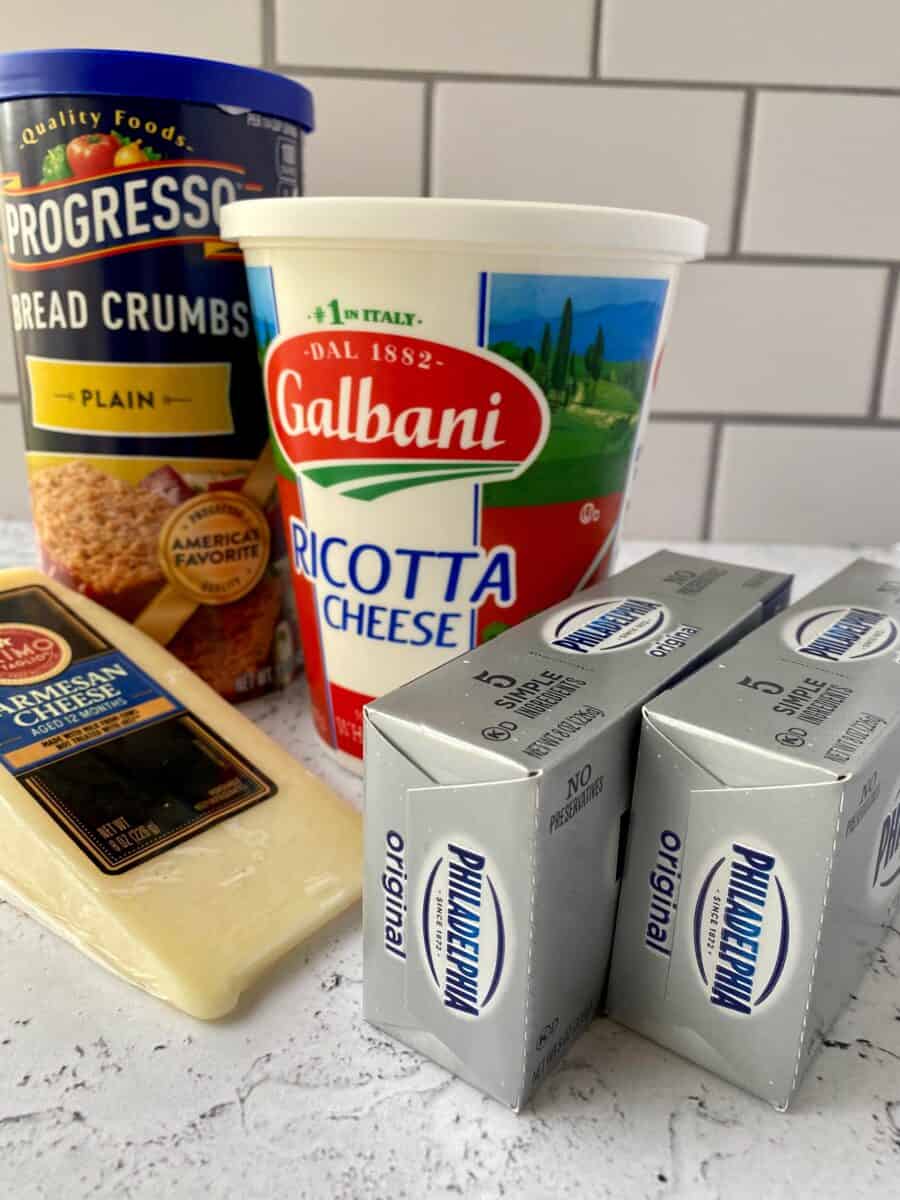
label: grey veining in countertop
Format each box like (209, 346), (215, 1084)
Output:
(1, 526), (899, 1200)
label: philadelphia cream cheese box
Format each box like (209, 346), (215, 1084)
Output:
(607, 557), (900, 1110)
(363, 550), (791, 1109)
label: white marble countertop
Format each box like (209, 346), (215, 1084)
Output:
(2, 526), (899, 1200)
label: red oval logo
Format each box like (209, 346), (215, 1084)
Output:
(265, 331), (549, 500)
(0, 623), (72, 685)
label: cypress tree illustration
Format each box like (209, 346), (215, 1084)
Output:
(585, 322), (605, 380)
(522, 345), (536, 374)
(539, 322), (553, 369)
(564, 352), (576, 405)
(551, 298), (573, 392)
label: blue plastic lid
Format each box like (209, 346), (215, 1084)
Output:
(0, 49), (314, 130)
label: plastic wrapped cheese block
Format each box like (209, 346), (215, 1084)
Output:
(0, 567), (361, 1018)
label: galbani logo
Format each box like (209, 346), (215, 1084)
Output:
(265, 330), (549, 500)
(786, 606), (899, 662)
(420, 841), (507, 1018)
(543, 596), (669, 655)
(0, 623), (71, 685)
(693, 842), (791, 1016)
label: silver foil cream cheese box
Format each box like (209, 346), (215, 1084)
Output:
(363, 550), (792, 1109)
(608, 556), (900, 1110)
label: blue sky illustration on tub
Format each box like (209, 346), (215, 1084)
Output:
(488, 273), (668, 363)
(246, 265), (280, 350)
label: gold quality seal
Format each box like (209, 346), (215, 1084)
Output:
(158, 492), (271, 607)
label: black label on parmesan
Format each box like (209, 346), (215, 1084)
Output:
(0, 585), (275, 873)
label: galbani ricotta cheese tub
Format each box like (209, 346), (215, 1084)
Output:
(221, 197), (707, 768)
(0, 49), (313, 701)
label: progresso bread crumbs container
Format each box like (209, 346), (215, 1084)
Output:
(0, 49), (312, 700)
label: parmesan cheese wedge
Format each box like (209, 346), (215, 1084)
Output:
(0, 567), (361, 1019)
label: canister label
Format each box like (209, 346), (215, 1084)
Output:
(0, 94), (305, 700)
(250, 266), (670, 758)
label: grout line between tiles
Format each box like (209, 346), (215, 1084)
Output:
(260, 0), (276, 70)
(701, 421), (724, 540)
(274, 64), (900, 97)
(421, 80), (435, 197)
(868, 265), (899, 418)
(591, 0), (604, 79)
(0, 387), (895, 428)
(704, 253), (897, 269)
(651, 411), (900, 429)
(728, 89), (756, 255)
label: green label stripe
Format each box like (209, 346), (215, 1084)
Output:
(341, 465), (512, 501)
(304, 460), (517, 486)
(294, 458), (518, 500)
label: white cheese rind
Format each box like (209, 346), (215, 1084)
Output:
(0, 567), (362, 1019)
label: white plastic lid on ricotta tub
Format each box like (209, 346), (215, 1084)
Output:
(221, 197), (707, 772)
(221, 197), (707, 260)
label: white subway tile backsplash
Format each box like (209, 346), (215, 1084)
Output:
(433, 84), (742, 253)
(713, 425), (900, 543)
(276, 0), (595, 76)
(0, 404), (30, 521)
(602, 0), (900, 88)
(655, 263), (886, 416)
(623, 420), (713, 540)
(302, 76), (425, 197)
(0, 1), (894, 548)
(2, 0), (262, 64)
(743, 93), (900, 259)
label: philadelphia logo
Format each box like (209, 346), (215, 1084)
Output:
(785, 605), (899, 662)
(420, 841), (507, 1018)
(693, 842), (791, 1015)
(872, 787), (900, 893)
(543, 596), (668, 655)
(266, 331), (549, 501)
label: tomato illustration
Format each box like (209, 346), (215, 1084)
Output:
(113, 140), (148, 168)
(65, 133), (118, 178)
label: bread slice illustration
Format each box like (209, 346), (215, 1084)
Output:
(31, 461), (173, 620)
